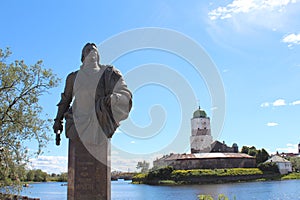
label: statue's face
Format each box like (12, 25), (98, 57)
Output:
(85, 48), (99, 63)
(82, 43), (100, 63)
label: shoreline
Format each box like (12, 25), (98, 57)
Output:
(132, 168), (300, 186)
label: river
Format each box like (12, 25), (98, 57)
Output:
(19, 179), (300, 200)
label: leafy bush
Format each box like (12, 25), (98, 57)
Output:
(132, 173), (147, 183)
(171, 168), (263, 179)
(158, 180), (176, 185)
(281, 172), (300, 180)
(133, 168), (264, 184)
(258, 162), (279, 173)
(198, 194), (231, 200)
(147, 166), (174, 180)
(289, 157), (300, 172)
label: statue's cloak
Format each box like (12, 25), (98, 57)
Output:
(64, 65), (132, 145)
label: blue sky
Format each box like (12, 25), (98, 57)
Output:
(1, 0), (300, 173)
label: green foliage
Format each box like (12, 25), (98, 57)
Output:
(158, 180), (176, 185)
(136, 160), (150, 173)
(198, 194), (214, 200)
(241, 146), (249, 154)
(258, 162), (279, 173)
(289, 157), (300, 172)
(132, 173), (147, 184)
(133, 167), (264, 184)
(281, 172), (300, 180)
(132, 173), (147, 180)
(198, 194), (232, 200)
(255, 149), (269, 164)
(32, 169), (48, 182)
(25, 170), (68, 182)
(26, 170), (35, 181)
(57, 172), (68, 182)
(248, 146), (257, 156)
(0, 47), (60, 188)
(148, 166), (174, 180)
(171, 168), (263, 179)
(240, 146), (270, 165)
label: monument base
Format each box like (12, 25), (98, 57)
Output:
(68, 139), (111, 200)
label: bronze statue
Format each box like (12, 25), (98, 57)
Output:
(53, 42), (132, 143)
(53, 43), (132, 200)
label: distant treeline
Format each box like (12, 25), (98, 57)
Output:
(26, 169), (67, 182)
(1, 169), (68, 186)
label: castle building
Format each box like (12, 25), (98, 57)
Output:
(190, 107), (238, 153)
(153, 107), (256, 170)
(190, 107), (212, 153)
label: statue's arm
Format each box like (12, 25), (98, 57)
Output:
(53, 72), (76, 133)
(94, 66), (132, 138)
(110, 71), (132, 122)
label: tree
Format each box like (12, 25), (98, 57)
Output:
(58, 172), (68, 182)
(0, 47), (59, 188)
(258, 162), (279, 174)
(26, 170), (35, 181)
(33, 169), (48, 182)
(241, 146), (249, 154)
(136, 160), (150, 173)
(248, 146), (257, 156)
(256, 148), (269, 164)
(241, 146), (270, 166)
(289, 157), (300, 172)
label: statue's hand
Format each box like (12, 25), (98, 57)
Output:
(53, 119), (63, 133)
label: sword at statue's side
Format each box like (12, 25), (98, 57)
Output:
(55, 130), (61, 146)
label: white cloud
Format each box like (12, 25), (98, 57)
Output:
(29, 156), (67, 174)
(209, 0), (298, 20)
(111, 155), (152, 172)
(282, 33), (300, 46)
(207, 0), (300, 37)
(261, 99), (288, 107)
(291, 100), (300, 105)
(260, 102), (270, 107)
(272, 99), (286, 106)
(267, 122), (279, 126)
(276, 143), (298, 153)
(282, 33), (300, 44)
(111, 152), (166, 172)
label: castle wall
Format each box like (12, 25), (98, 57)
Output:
(154, 157), (256, 170)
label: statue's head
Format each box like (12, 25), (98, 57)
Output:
(81, 43), (100, 64)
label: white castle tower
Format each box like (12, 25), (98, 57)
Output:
(190, 107), (213, 153)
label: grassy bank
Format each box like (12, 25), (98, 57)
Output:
(133, 167), (299, 185)
(281, 172), (300, 180)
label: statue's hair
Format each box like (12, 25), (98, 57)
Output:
(81, 43), (100, 63)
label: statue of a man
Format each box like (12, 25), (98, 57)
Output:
(53, 43), (132, 199)
(53, 43), (132, 143)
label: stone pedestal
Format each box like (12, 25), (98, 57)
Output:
(68, 139), (111, 200)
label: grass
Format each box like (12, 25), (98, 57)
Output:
(171, 168), (263, 178)
(198, 194), (235, 200)
(132, 168), (267, 185)
(158, 180), (177, 185)
(281, 172), (300, 180)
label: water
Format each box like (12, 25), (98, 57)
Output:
(19, 179), (300, 200)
